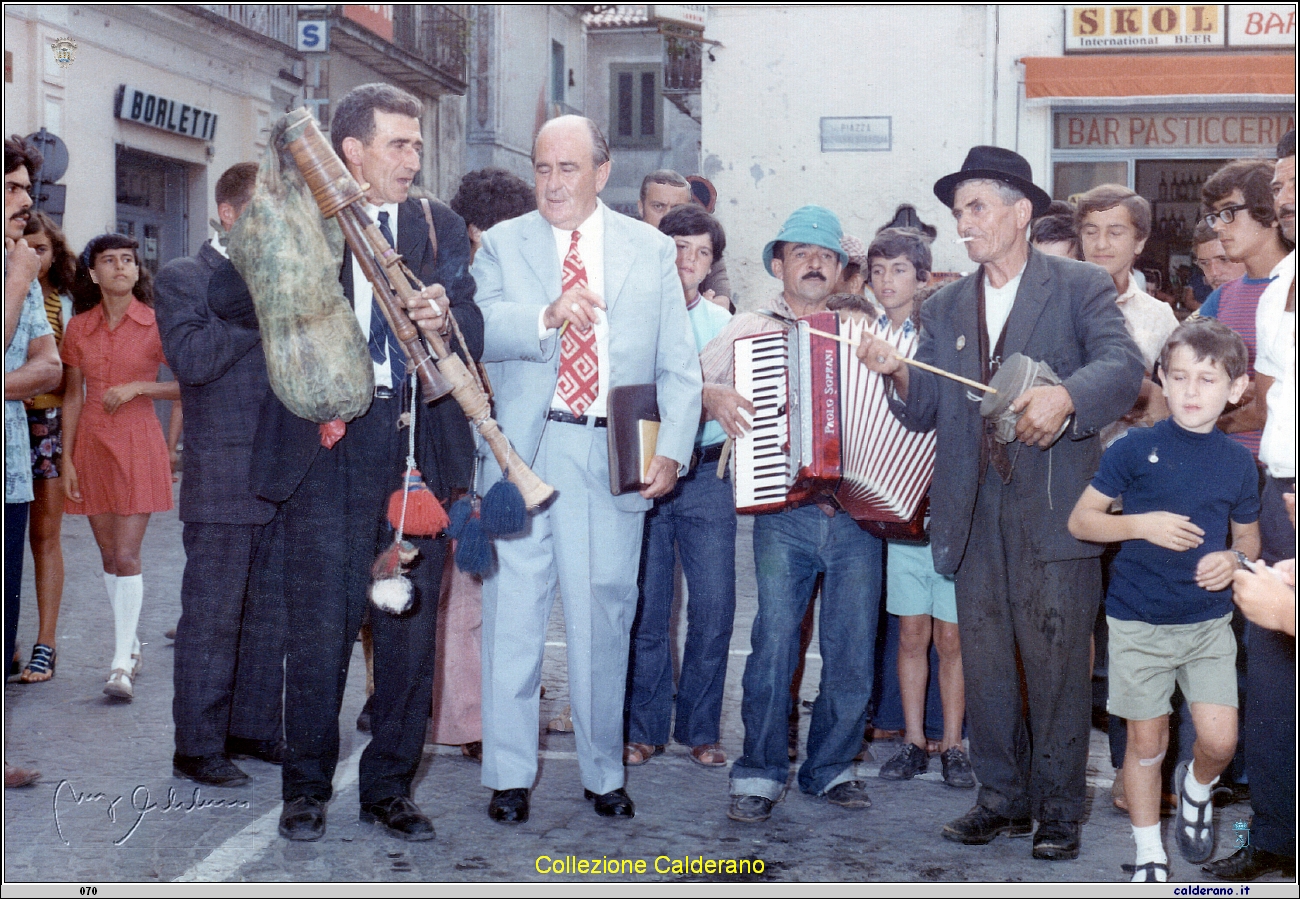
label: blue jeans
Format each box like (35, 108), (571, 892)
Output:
(627, 463), (737, 747)
(730, 505), (882, 799)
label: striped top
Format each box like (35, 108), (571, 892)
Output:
(1204, 275), (1270, 459)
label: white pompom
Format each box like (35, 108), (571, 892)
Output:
(370, 576), (413, 614)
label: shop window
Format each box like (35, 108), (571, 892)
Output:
(609, 64), (662, 149)
(1053, 161), (1129, 203)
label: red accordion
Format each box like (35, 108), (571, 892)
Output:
(732, 310), (935, 533)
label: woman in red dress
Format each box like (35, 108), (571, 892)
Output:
(63, 234), (179, 701)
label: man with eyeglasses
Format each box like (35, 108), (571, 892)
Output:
(1196, 159), (1290, 461)
(1203, 130), (1297, 884)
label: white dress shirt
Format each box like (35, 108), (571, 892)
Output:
(1256, 251), (1295, 479)
(351, 201), (400, 389)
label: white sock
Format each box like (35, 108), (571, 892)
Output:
(1132, 823), (1167, 881)
(1184, 760), (1217, 805)
(103, 572), (118, 604)
(110, 575), (143, 674)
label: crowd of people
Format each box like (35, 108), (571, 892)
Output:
(3, 82), (1294, 884)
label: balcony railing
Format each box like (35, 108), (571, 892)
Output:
(664, 33), (701, 93)
(198, 5), (297, 48)
(394, 5), (468, 87)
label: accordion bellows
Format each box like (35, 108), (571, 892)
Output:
(733, 310), (935, 523)
(228, 117), (374, 424)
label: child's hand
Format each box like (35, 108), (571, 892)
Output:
(1139, 512), (1205, 552)
(1195, 550), (1238, 592)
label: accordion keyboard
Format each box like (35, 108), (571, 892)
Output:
(734, 329), (794, 511)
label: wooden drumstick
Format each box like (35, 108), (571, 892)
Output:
(802, 324), (997, 395)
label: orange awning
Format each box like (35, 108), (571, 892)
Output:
(1023, 54), (1295, 102)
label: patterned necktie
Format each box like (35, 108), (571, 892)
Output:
(368, 211), (406, 381)
(556, 230), (598, 416)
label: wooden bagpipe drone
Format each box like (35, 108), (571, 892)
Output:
(229, 107), (552, 609)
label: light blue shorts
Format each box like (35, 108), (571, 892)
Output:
(885, 540), (957, 623)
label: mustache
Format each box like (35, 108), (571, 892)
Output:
(801, 272), (827, 281)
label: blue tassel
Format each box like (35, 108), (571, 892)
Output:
(480, 480), (526, 537)
(447, 495), (474, 540)
(454, 516), (494, 576)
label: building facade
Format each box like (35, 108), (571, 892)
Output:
(700, 4), (1295, 306)
(4, 4), (470, 271)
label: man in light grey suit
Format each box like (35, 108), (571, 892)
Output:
(859, 146), (1143, 862)
(463, 115), (701, 824)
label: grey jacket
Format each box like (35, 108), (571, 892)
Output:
(890, 247), (1144, 574)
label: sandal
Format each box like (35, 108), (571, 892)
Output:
(689, 743), (727, 767)
(1121, 861), (1169, 882)
(104, 668), (134, 701)
(19, 644), (56, 683)
(622, 742), (663, 766)
(1174, 760), (1216, 863)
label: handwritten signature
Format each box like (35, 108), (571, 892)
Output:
(53, 780), (251, 846)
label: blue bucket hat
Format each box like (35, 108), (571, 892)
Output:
(762, 205), (847, 276)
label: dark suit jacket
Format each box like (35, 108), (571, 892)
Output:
(155, 241), (276, 526)
(245, 197), (483, 503)
(890, 247), (1144, 574)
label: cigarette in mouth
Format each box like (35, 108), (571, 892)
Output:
(955, 236), (975, 243)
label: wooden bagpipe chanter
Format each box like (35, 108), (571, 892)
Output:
(732, 310), (936, 540)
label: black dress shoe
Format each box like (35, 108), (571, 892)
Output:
(1203, 845), (1297, 881)
(224, 736), (287, 766)
(1032, 820), (1081, 860)
(942, 804), (1032, 844)
(279, 796), (326, 841)
(360, 796), (435, 842)
(488, 788), (530, 823)
(584, 787), (635, 818)
(172, 753), (249, 787)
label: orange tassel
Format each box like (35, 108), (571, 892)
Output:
(387, 469), (450, 536)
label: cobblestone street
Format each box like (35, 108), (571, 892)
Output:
(3, 495), (1292, 891)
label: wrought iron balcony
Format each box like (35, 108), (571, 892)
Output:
(328, 4), (469, 95)
(197, 5), (297, 48)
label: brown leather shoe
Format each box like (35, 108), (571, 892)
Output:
(5, 763), (40, 789)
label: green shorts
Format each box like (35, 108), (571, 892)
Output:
(886, 541), (957, 623)
(1107, 613), (1237, 721)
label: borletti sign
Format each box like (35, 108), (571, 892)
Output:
(115, 85), (218, 142)
(1055, 110), (1295, 149)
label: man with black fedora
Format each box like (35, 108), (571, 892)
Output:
(859, 146), (1143, 860)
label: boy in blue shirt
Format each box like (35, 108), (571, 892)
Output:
(1069, 318), (1261, 882)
